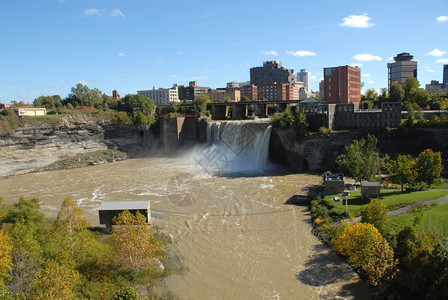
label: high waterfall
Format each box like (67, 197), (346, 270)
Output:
(190, 120), (272, 174)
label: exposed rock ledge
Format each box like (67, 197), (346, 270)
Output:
(0, 114), (159, 176)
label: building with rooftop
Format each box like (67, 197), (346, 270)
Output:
(387, 52), (417, 88)
(297, 69), (311, 93)
(177, 81), (210, 101)
(443, 64), (448, 89)
(426, 80), (445, 94)
(98, 200), (152, 229)
(250, 61), (297, 86)
(138, 85), (179, 105)
(323, 65), (361, 104)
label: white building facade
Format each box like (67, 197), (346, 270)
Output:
(137, 85), (179, 105)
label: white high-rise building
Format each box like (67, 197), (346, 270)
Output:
(297, 69), (311, 93)
(137, 84), (179, 105)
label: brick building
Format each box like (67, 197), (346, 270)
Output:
(178, 81), (210, 101)
(323, 65), (361, 105)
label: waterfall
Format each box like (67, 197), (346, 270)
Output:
(192, 120), (272, 174)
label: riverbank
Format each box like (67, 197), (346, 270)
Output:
(0, 149), (127, 180)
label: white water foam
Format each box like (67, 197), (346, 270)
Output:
(186, 120), (273, 175)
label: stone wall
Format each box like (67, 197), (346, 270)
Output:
(270, 126), (448, 172)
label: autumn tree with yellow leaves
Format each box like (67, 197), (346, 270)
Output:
(109, 210), (165, 272)
(333, 222), (396, 286)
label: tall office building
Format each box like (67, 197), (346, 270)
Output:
(443, 64), (448, 89)
(250, 61), (296, 86)
(323, 65), (361, 104)
(297, 69), (311, 92)
(387, 52), (417, 88)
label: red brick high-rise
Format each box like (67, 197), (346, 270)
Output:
(323, 65), (361, 104)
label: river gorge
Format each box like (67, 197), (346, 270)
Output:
(0, 118), (371, 299)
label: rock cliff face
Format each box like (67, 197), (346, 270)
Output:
(269, 127), (448, 172)
(0, 115), (159, 176)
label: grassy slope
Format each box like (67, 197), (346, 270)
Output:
(322, 188), (448, 216)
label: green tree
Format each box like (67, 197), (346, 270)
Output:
(389, 154), (417, 192)
(416, 149), (443, 187)
(341, 134), (380, 183)
(364, 88), (378, 102)
(241, 96), (250, 102)
(402, 77), (420, 101)
(360, 199), (388, 233)
(2, 197), (44, 229)
(109, 211), (164, 272)
(192, 94), (210, 117)
(119, 94), (156, 126)
(111, 287), (141, 300)
(8, 222), (41, 296)
(64, 83), (103, 108)
(332, 222), (396, 286)
(378, 88), (389, 103)
(389, 83), (404, 103)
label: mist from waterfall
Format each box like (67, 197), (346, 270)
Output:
(186, 120), (273, 175)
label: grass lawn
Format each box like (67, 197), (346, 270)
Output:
(322, 188), (448, 217)
(385, 202), (448, 236)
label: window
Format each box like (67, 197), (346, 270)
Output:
(325, 69), (332, 76)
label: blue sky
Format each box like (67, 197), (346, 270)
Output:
(1, 0), (447, 103)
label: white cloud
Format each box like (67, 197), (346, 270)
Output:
(426, 67), (435, 73)
(84, 8), (100, 16)
(388, 56), (394, 61)
(79, 80), (93, 85)
(169, 75), (178, 79)
(339, 13), (375, 28)
(286, 50), (316, 57)
(178, 51), (183, 55)
(363, 73), (371, 77)
(245, 62), (251, 66)
(351, 63), (363, 67)
(437, 58), (448, 63)
(427, 48), (446, 56)
(353, 53), (382, 62)
(110, 9), (125, 17)
(59, 80), (68, 84)
(310, 75), (317, 81)
(263, 50), (278, 56)
(8, 81), (17, 85)
(437, 16), (448, 22)
(83, 8), (125, 17)
(118, 52), (126, 57)
(0, 94), (3, 98)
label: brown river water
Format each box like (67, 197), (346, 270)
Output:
(0, 156), (370, 299)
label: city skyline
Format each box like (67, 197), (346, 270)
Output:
(1, 0), (448, 103)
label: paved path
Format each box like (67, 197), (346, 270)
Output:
(387, 193), (448, 217)
(350, 192), (448, 222)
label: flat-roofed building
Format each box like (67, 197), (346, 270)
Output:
(250, 61), (296, 86)
(205, 90), (241, 102)
(138, 85), (179, 105)
(240, 84), (258, 101)
(323, 65), (361, 104)
(16, 107), (46, 116)
(98, 200), (152, 229)
(426, 80), (445, 94)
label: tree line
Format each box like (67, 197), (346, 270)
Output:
(362, 77), (448, 111)
(0, 196), (169, 299)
